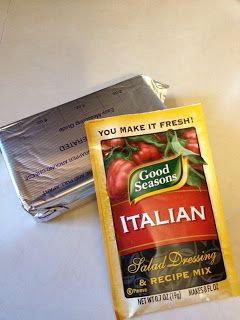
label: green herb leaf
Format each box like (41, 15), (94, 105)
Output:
(128, 134), (165, 150)
(178, 137), (187, 147)
(187, 166), (202, 189)
(171, 133), (195, 156)
(171, 132), (207, 166)
(189, 166), (205, 180)
(186, 166), (205, 189)
(187, 154), (207, 165)
(176, 129), (186, 136)
(104, 148), (125, 170)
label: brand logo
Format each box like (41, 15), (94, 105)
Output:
(128, 155), (188, 203)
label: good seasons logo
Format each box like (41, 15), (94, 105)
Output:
(128, 155), (188, 203)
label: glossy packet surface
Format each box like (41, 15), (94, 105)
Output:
(85, 104), (239, 319)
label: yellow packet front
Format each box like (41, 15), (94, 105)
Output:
(85, 104), (239, 319)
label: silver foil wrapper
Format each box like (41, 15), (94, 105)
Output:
(0, 75), (168, 221)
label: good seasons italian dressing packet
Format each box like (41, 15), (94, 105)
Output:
(85, 104), (239, 319)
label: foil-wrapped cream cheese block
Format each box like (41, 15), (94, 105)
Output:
(0, 75), (168, 221)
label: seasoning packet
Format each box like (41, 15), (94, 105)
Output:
(85, 104), (239, 319)
(0, 75), (168, 221)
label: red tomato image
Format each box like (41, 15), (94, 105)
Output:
(106, 159), (136, 201)
(130, 142), (162, 165)
(154, 133), (167, 143)
(102, 138), (125, 156)
(181, 128), (200, 154)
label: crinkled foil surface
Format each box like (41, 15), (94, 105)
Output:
(0, 75), (168, 221)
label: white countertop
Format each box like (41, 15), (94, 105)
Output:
(0, 1), (240, 319)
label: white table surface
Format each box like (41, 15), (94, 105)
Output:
(0, 1), (240, 319)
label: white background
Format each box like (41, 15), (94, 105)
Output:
(0, 1), (240, 319)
